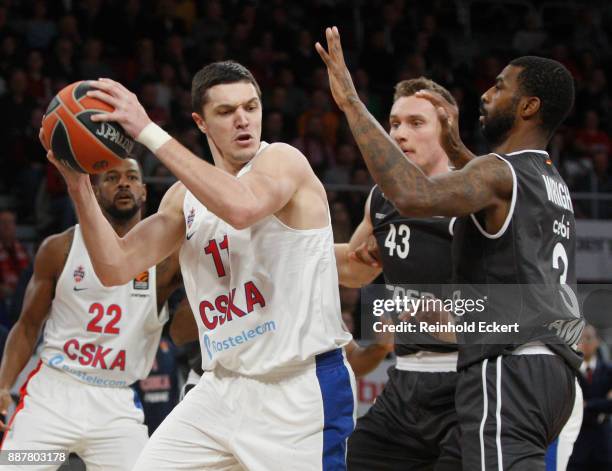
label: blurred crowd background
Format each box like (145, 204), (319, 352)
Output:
(0, 1), (610, 467)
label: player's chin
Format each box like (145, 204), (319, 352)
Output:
(112, 201), (136, 212)
(233, 143), (259, 161)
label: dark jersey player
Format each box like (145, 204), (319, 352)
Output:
(318, 27), (583, 470)
(335, 78), (461, 470)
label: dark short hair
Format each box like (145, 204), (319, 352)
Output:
(90, 157), (143, 186)
(393, 77), (456, 107)
(191, 61), (262, 113)
(509, 56), (575, 135)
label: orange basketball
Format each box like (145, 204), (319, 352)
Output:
(41, 81), (134, 174)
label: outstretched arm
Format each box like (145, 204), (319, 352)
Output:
(0, 233), (66, 428)
(316, 27), (511, 219)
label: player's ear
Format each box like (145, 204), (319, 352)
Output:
(520, 96), (541, 120)
(192, 112), (207, 134)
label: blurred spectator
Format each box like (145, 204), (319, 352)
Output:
(56, 15), (82, 46)
(577, 69), (610, 129)
(331, 200), (352, 243)
(79, 38), (113, 80)
(277, 67), (308, 117)
(293, 29), (320, 88)
(0, 210), (30, 307)
(292, 115), (334, 175)
(26, 50), (51, 104)
(354, 68), (384, 121)
(0, 34), (18, 78)
(193, 0), (228, 57)
(155, 63), (178, 114)
(0, 69), (36, 191)
(573, 7), (609, 53)
(26, 1), (57, 50)
(35, 165), (76, 238)
(297, 90), (339, 148)
(361, 31), (395, 93)
(148, 0), (187, 44)
(568, 325), (612, 470)
(512, 12), (548, 54)
(324, 144), (358, 185)
(263, 111), (286, 143)
(140, 80), (169, 127)
(146, 163), (173, 215)
(47, 38), (77, 82)
(573, 110), (611, 158)
(163, 35), (191, 87)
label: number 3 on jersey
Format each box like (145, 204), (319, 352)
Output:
(552, 242), (580, 317)
(384, 223), (410, 259)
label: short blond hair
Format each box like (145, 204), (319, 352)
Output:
(393, 77), (456, 106)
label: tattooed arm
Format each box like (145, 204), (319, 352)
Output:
(316, 27), (510, 221)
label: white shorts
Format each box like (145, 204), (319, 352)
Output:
(1, 361), (148, 471)
(545, 377), (584, 471)
(133, 348), (357, 471)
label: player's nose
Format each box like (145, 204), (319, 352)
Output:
(235, 108), (249, 128)
(117, 175), (131, 187)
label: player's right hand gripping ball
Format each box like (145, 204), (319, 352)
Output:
(41, 80), (134, 174)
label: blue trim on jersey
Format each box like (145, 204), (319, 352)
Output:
(132, 387), (143, 410)
(315, 349), (354, 471)
(545, 437), (559, 471)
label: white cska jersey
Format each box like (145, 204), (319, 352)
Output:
(41, 225), (168, 387)
(179, 142), (351, 376)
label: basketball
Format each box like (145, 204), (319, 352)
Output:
(41, 81), (134, 174)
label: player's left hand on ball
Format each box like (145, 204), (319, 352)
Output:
(315, 26), (360, 111)
(87, 78), (152, 139)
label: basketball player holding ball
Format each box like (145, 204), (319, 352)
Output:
(42, 63), (356, 470)
(0, 159), (193, 470)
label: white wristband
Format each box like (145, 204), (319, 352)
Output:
(136, 122), (172, 152)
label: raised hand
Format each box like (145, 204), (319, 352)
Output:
(87, 78), (152, 139)
(315, 27), (360, 111)
(414, 90), (475, 168)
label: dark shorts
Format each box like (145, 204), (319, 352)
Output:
(347, 367), (461, 471)
(454, 354), (576, 471)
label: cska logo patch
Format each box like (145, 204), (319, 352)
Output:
(73, 265), (85, 283)
(133, 270), (149, 290)
(187, 208), (196, 229)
